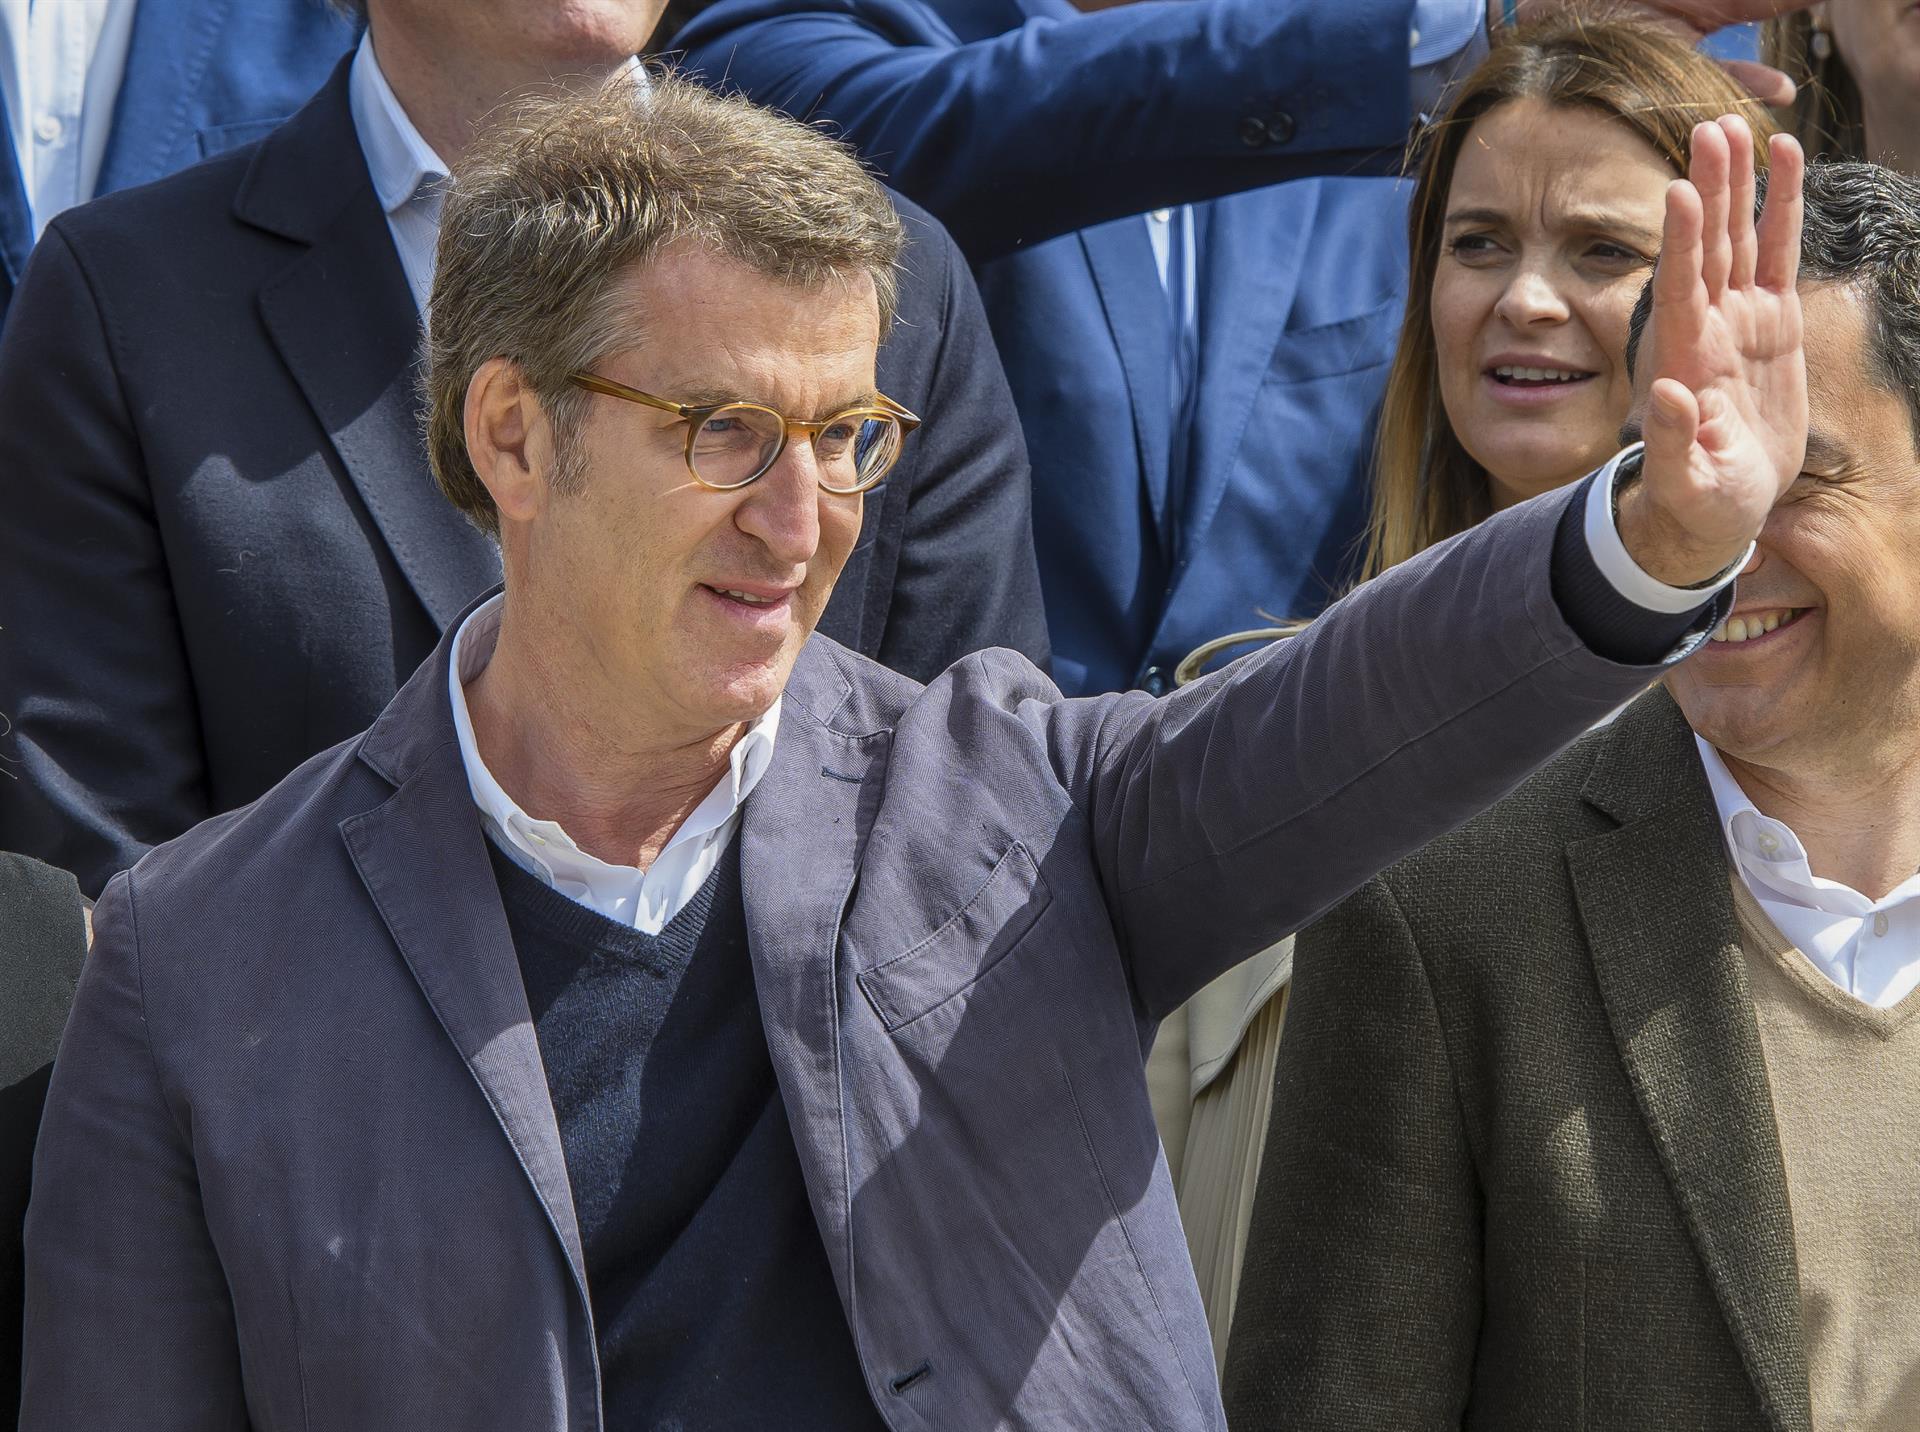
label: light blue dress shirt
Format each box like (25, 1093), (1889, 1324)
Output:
(0, 0), (138, 238)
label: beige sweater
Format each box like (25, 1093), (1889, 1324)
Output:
(1731, 881), (1920, 1432)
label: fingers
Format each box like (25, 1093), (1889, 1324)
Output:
(1722, 114), (1758, 289)
(1719, 59), (1796, 107)
(1691, 119), (1732, 299)
(1654, 174), (1706, 339)
(1755, 132), (1806, 293)
(1641, 377), (1702, 478)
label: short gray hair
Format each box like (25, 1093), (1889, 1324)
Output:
(424, 68), (904, 537)
(1628, 161), (1920, 450)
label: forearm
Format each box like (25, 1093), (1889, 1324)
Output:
(675, 0), (1418, 261)
(1086, 478), (1721, 1016)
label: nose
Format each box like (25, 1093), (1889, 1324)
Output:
(1493, 264), (1571, 329)
(732, 437), (823, 566)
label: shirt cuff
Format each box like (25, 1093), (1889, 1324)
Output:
(1409, 0), (1488, 119)
(1582, 443), (1749, 614)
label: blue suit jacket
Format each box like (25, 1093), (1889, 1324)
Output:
(676, 0), (1413, 694)
(0, 0), (356, 319)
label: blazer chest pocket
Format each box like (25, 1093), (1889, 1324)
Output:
(856, 842), (1052, 1032)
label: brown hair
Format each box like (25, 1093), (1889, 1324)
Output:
(1362, 15), (1774, 579)
(425, 68), (905, 537)
(1762, 15), (1867, 162)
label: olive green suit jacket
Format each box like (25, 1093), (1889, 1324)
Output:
(1223, 690), (1813, 1432)
(2, 853), (85, 1427)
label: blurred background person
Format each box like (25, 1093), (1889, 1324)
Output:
(1764, 2), (1920, 170)
(1151, 17), (1776, 1361)
(0, 852), (85, 1430)
(0, 0), (354, 323)
(674, 0), (1809, 699)
(0, 0), (1046, 898)
(1225, 156), (1920, 1432)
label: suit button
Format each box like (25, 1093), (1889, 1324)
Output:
(1140, 666), (1168, 696)
(1239, 111), (1296, 148)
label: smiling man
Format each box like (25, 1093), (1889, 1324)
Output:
(1227, 160), (1920, 1432)
(21, 82), (1807, 1430)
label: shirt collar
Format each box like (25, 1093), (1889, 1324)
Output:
(447, 594), (781, 882)
(348, 36), (650, 218)
(1694, 736), (1920, 918)
(347, 30), (449, 218)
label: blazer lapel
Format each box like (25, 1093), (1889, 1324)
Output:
(339, 624), (590, 1303)
(1078, 217), (1174, 559)
(1173, 183), (1315, 574)
(1567, 693), (1812, 1432)
(241, 66), (500, 631)
(94, 0), (231, 196)
(738, 640), (890, 1300)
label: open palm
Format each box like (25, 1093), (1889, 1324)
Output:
(1632, 118), (1806, 585)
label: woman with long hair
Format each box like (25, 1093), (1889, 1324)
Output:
(1150, 15), (1776, 1369)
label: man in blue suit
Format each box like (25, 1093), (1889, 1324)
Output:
(675, 0), (1807, 694)
(0, 0), (357, 323)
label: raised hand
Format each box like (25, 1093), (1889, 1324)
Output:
(1511, 1), (1819, 105)
(1616, 116), (1806, 589)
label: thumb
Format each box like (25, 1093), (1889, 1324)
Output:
(1642, 378), (1701, 477)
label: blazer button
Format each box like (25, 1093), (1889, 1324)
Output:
(1140, 666), (1168, 696)
(1266, 112), (1297, 146)
(1239, 111), (1297, 148)
(1238, 114), (1271, 147)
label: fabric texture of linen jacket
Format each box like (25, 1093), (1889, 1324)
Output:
(0, 853), (85, 1430)
(0, 56), (1048, 898)
(22, 486), (1711, 1431)
(675, 0), (1413, 695)
(0, 0), (355, 320)
(1224, 688), (1817, 1432)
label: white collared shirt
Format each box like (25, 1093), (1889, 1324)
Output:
(0, 0), (138, 238)
(346, 30), (448, 315)
(1697, 738), (1920, 1009)
(449, 595), (781, 932)
(347, 30), (644, 317)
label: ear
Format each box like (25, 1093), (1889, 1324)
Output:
(464, 357), (555, 527)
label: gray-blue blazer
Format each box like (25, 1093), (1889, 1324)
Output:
(23, 488), (1688, 1431)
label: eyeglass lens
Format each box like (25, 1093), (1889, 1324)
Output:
(690, 405), (901, 491)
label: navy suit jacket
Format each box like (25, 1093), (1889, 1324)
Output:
(0, 0), (356, 320)
(0, 58), (1046, 897)
(676, 0), (1414, 693)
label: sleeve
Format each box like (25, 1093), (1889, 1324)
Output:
(873, 209), (1050, 679)
(1220, 878), (1481, 1430)
(18, 872), (251, 1430)
(672, 0), (1422, 262)
(1029, 481), (1708, 1018)
(0, 223), (211, 898)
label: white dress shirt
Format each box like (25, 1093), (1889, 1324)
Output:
(1697, 738), (1920, 1009)
(449, 594), (781, 932)
(0, 0), (138, 238)
(346, 30), (447, 316)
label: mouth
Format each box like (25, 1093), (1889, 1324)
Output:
(1482, 363), (1599, 405)
(699, 582), (797, 625)
(1707, 606), (1810, 646)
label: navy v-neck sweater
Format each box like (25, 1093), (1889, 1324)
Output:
(489, 839), (885, 1431)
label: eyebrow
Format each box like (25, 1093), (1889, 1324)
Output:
(1443, 205), (1661, 248)
(670, 386), (881, 418)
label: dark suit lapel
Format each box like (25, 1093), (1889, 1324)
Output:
(738, 640), (890, 1298)
(1078, 218), (1173, 558)
(340, 628), (590, 1301)
(1568, 693), (1812, 1432)
(1174, 183), (1316, 573)
(241, 66), (500, 631)
(95, 0), (231, 196)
